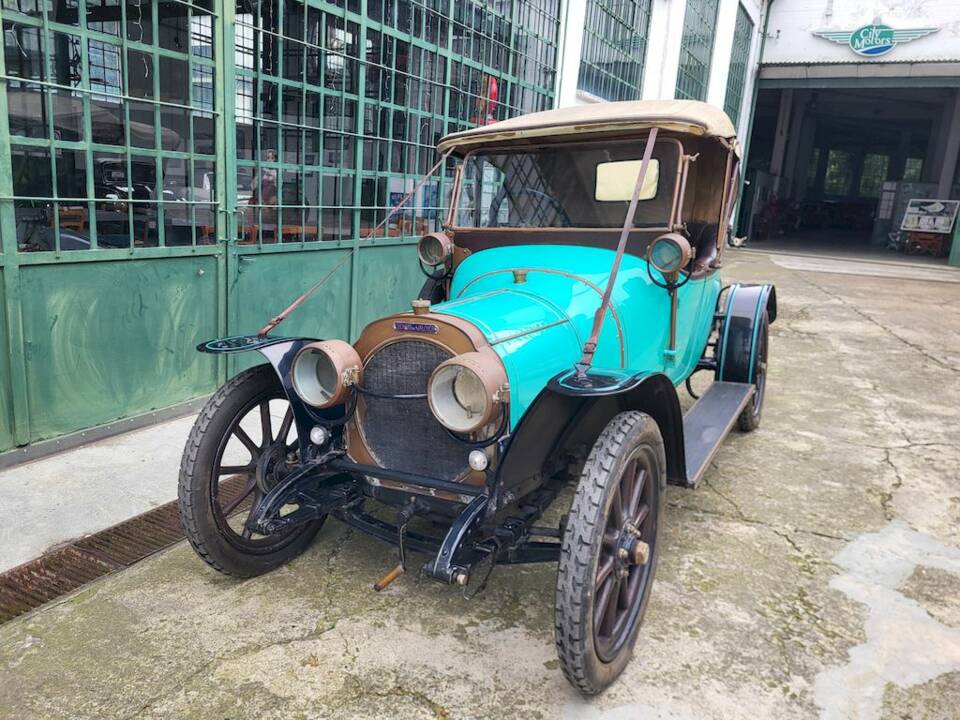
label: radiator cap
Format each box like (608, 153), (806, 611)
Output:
(411, 299), (431, 315)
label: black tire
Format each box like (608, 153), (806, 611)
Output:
(737, 311), (769, 432)
(178, 364), (323, 577)
(555, 411), (665, 695)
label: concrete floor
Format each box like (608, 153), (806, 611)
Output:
(2, 250), (959, 719)
(0, 414), (196, 573)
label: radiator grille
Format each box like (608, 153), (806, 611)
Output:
(357, 339), (468, 481)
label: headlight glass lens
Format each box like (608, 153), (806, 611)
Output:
(291, 340), (360, 408)
(429, 364), (490, 433)
(292, 348), (338, 407)
(650, 239), (683, 273)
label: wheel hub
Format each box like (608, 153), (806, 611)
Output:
(615, 522), (650, 568)
(255, 442), (291, 493)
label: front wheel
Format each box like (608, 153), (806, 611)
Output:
(555, 411), (665, 694)
(178, 364), (324, 577)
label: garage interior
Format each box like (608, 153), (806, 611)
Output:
(740, 85), (960, 265)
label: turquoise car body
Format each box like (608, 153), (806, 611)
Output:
(431, 244), (722, 428)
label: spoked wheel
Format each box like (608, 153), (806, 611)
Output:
(738, 311), (769, 432)
(178, 364), (323, 577)
(555, 411), (664, 695)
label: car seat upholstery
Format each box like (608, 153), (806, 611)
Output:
(686, 222), (719, 275)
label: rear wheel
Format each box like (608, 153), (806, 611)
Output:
(555, 411), (664, 694)
(738, 311), (769, 432)
(178, 364), (323, 577)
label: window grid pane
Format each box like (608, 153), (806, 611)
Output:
(577, 0), (652, 102)
(2, 0), (563, 253)
(723, 3), (753, 125)
(4, 0), (219, 252)
(675, 0), (719, 101)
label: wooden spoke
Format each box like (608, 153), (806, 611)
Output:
(599, 577), (621, 636)
(594, 575), (616, 632)
(634, 503), (649, 528)
(628, 468), (647, 519)
(596, 555), (615, 586)
(259, 402), (273, 446)
(610, 485), (624, 527)
(277, 406), (294, 444)
(218, 464), (255, 476)
(233, 426), (259, 457)
(221, 476), (257, 516)
(240, 489), (263, 538)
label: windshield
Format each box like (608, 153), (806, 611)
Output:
(454, 139), (680, 230)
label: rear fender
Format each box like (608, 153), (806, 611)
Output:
(493, 370), (687, 512)
(716, 284), (776, 384)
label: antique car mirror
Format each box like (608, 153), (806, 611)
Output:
(417, 232), (454, 267)
(291, 339), (362, 408)
(428, 350), (507, 433)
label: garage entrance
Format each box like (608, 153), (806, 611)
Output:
(740, 84), (960, 265)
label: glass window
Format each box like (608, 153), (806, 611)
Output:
(903, 157), (923, 182)
(675, 0), (719, 101)
(456, 142), (678, 230)
(806, 147), (821, 190)
(824, 149), (854, 197)
(723, 4), (753, 126)
(859, 153), (889, 198)
(577, 0), (652, 102)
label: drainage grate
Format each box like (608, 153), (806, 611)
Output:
(0, 475), (248, 624)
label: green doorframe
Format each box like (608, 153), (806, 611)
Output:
(0, 36), (30, 447)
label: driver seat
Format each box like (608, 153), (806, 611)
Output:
(686, 222), (719, 275)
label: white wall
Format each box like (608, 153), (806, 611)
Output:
(556, 0), (768, 138)
(762, 0), (960, 65)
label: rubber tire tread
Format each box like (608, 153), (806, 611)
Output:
(554, 411), (665, 695)
(178, 364), (322, 577)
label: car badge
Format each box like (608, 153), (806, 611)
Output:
(813, 23), (937, 57)
(393, 320), (439, 334)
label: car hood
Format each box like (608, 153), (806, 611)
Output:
(431, 244), (663, 425)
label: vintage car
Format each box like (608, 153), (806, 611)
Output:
(179, 100), (776, 694)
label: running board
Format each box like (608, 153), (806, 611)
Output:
(682, 381), (755, 488)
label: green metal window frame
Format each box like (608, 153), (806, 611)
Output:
(723, 3), (752, 125)
(577, 0), (652, 102)
(0, 0), (561, 259)
(675, 0), (719, 102)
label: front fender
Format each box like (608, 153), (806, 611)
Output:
(197, 335), (342, 458)
(494, 370), (687, 508)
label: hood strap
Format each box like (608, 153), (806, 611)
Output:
(576, 126), (659, 377)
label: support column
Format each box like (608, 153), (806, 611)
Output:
(770, 89), (793, 194)
(937, 89), (960, 199)
(782, 91), (807, 199)
(792, 116), (817, 201)
(889, 130), (911, 181)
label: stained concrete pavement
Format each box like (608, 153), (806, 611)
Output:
(1, 249), (958, 719)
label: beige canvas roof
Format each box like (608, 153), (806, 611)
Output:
(437, 99), (740, 156)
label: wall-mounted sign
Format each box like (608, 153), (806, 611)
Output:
(900, 199), (959, 235)
(813, 24), (938, 57)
